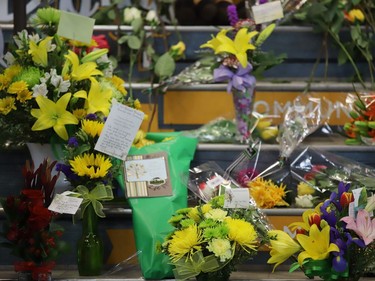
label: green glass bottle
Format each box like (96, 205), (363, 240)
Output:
(77, 204), (103, 276)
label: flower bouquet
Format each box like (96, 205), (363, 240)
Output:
(0, 159), (68, 280)
(343, 92), (375, 145)
(267, 182), (375, 281)
(199, 4), (285, 142)
(0, 7), (132, 147)
(159, 195), (267, 281)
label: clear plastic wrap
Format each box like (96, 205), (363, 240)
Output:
(188, 160), (274, 237)
(291, 147), (375, 195)
(341, 91), (375, 145)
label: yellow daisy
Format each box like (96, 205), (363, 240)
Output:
(72, 108), (87, 120)
(69, 153), (112, 179)
(0, 74), (11, 91)
(7, 81), (29, 94)
(168, 224), (203, 262)
(81, 119), (104, 138)
(4, 64), (22, 80)
(0, 97), (17, 115)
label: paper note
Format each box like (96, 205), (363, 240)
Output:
(95, 100), (144, 160)
(48, 193), (83, 214)
(224, 188), (250, 208)
(57, 10), (95, 44)
(126, 157), (167, 182)
(124, 152), (172, 198)
(252, 1), (284, 24)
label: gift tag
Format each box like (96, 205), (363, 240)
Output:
(224, 188), (250, 208)
(48, 192), (83, 214)
(252, 1), (284, 24)
(124, 152), (172, 198)
(95, 100), (144, 160)
(57, 10), (95, 44)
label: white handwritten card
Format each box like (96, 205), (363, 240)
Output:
(252, 1), (284, 24)
(95, 100), (144, 160)
(126, 157), (167, 182)
(48, 193), (83, 214)
(224, 188), (250, 208)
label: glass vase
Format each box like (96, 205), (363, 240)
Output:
(77, 204), (103, 276)
(232, 87), (255, 143)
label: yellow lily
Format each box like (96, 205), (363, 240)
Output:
(201, 28), (258, 68)
(267, 230), (301, 272)
(200, 29), (228, 51)
(296, 224), (339, 265)
(30, 93), (79, 140)
(28, 36), (53, 67)
(64, 50), (103, 82)
(74, 80), (112, 116)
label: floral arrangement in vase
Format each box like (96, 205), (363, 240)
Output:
(199, 4), (285, 141)
(159, 195), (269, 281)
(0, 159), (68, 280)
(267, 182), (375, 281)
(0, 7), (139, 147)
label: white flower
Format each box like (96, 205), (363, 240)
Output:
(28, 33), (41, 44)
(145, 10), (159, 24)
(295, 195), (317, 208)
(51, 75), (71, 93)
(32, 83), (48, 98)
(204, 208), (228, 221)
(97, 55), (113, 77)
(14, 30), (28, 48)
(207, 238), (232, 262)
(123, 7), (142, 24)
(4, 52), (15, 65)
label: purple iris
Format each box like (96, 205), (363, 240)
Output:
(214, 64), (256, 93)
(55, 163), (80, 181)
(259, 0), (268, 3)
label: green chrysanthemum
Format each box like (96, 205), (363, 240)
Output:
(14, 67), (43, 88)
(203, 225), (229, 239)
(180, 218), (196, 228)
(33, 7), (61, 26)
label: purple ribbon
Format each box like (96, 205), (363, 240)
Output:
(213, 64), (256, 93)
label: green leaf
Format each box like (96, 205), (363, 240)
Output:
(108, 10), (116, 20)
(131, 18), (143, 33)
(289, 262), (301, 273)
(154, 52), (176, 79)
(127, 35), (142, 50)
(337, 49), (348, 65)
(255, 23), (275, 47)
(117, 35), (128, 45)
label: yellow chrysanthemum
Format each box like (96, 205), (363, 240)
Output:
(110, 75), (127, 95)
(69, 153), (112, 179)
(187, 206), (201, 222)
(168, 224), (203, 262)
(15, 89), (33, 103)
(72, 108), (87, 120)
(0, 74), (11, 91)
(7, 81), (29, 94)
(81, 119), (104, 138)
(201, 203), (212, 214)
(0, 97), (16, 115)
(225, 217), (258, 251)
(4, 64), (22, 80)
(204, 208), (228, 221)
(248, 178), (289, 209)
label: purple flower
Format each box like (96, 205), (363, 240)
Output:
(55, 163), (80, 181)
(259, 0), (268, 3)
(214, 64), (256, 93)
(227, 5), (239, 27)
(85, 113), (97, 120)
(68, 137), (79, 147)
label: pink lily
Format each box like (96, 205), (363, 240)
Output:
(341, 209), (375, 246)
